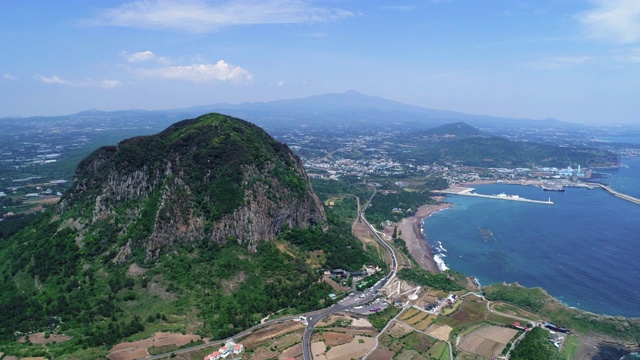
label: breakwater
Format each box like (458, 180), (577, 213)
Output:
(598, 184), (640, 205)
(436, 189), (553, 205)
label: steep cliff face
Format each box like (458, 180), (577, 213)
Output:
(56, 113), (326, 261)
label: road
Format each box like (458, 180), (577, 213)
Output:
(149, 190), (399, 360)
(302, 191), (399, 360)
(144, 315), (297, 359)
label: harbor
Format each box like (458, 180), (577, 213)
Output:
(437, 187), (553, 205)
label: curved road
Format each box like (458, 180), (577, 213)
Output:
(149, 190), (399, 360)
(302, 195), (399, 360)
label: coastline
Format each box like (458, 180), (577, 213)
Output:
(397, 197), (451, 273)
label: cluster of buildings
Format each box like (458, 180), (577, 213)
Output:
(327, 265), (380, 280)
(204, 340), (244, 360)
(424, 294), (459, 314)
(306, 156), (404, 178)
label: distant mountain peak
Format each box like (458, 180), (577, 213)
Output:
(423, 122), (488, 138)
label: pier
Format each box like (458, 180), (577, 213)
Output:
(436, 188), (553, 205)
(597, 184), (640, 205)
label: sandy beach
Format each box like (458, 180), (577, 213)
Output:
(397, 197), (452, 273)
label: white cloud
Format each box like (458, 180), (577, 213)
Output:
(127, 50), (157, 62)
(276, 81), (284, 87)
(523, 56), (592, 70)
(35, 75), (69, 85)
(3, 73), (17, 81)
(579, 0), (640, 43)
(87, 0), (355, 33)
(121, 50), (172, 64)
(134, 60), (252, 83)
(34, 75), (121, 88)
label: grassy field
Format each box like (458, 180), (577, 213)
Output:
(427, 341), (450, 360)
(442, 300), (462, 315)
(434, 300), (512, 329)
(492, 302), (542, 322)
(561, 334), (580, 360)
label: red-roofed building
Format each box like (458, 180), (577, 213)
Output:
(233, 343), (244, 354)
(204, 351), (220, 360)
(219, 345), (231, 358)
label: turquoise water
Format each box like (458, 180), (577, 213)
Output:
(423, 158), (640, 317)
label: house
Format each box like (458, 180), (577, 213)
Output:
(512, 321), (526, 330)
(351, 270), (367, 278)
(218, 345), (231, 358)
(331, 269), (349, 279)
(233, 343), (244, 354)
(204, 351), (221, 360)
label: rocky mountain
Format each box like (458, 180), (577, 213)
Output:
(56, 113), (326, 261)
(0, 113), (359, 347)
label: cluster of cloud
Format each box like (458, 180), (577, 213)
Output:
(124, 50), (253, 83)
(579, 0), (640, 43)
(87, 0), (354, 33)
(121, 50), (171, 64)
(133, 59), (253, 83)
(30, 50), (252, 88)
(34, 75), (121, 89)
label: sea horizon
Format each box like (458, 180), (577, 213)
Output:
(423, 157), (640, 318)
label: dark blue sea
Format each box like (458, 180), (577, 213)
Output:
(423, 157), (640, 318)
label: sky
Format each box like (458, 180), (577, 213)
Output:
(1, 0), (640, 125)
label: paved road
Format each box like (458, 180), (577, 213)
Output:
(149, 190), (399, 360)
(302, 193), (399, 360)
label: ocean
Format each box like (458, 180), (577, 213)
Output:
(423, 157), (640, 318)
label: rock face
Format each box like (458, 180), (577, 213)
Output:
(56, 113), (326, 261)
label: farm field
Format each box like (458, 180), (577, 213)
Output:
(458, 325), (518, 359)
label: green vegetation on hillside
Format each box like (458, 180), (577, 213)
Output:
(483, 283), (548, 312)
(394, 128), (619, 168)
(0, 114), (376, 357)
(510, 327), (564, 360)
(281, 214), (377, 271)
(310, 176), (372, 203)
(397, 268), (464, 292)
(366, 189), (435, 227)
(0, 208), (370, 352)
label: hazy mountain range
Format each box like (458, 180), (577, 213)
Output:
(1, 91), (586, 132)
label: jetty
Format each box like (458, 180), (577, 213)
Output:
(436, 188), (553, 205)
(598, 184), (640, 205)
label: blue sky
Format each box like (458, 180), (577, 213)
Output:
(1, 0), (639, 124)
